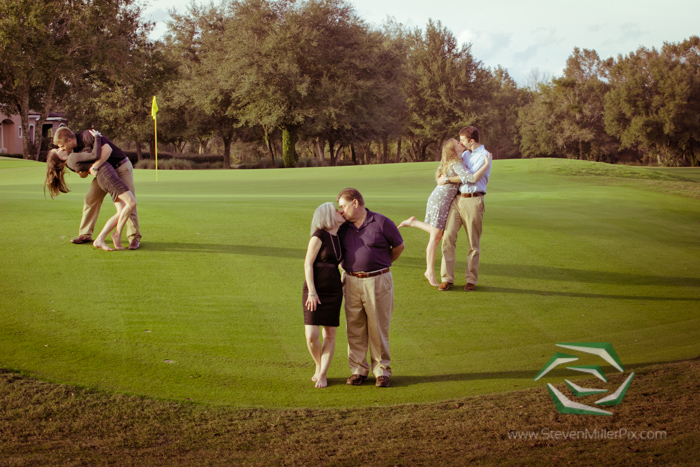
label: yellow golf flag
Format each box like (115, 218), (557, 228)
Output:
(151, 96), (159, 120)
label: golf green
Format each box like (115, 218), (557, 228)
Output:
(1, 157), (698, 408)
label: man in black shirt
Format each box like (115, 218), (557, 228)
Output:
(53, 126), (142, 249)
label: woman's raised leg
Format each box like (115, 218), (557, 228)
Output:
(398, 216), (438, 235)
(398, 217), (444, 285)
(398, 216), (416, 228)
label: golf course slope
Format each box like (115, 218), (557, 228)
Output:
(1, 157), (698, 409)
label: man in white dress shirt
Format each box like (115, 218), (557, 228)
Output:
(437, 126), (492, 291)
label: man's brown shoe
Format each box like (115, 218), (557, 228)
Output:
(464, 283), (476, 291)
(346, 374), (368, 386)
(437, 282), (453, 291)
(376, 376), (390, 388)
(70, 235), (93, 244)
(128, 238), (141, 250)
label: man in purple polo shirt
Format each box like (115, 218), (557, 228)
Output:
(337, 188), (404, 388)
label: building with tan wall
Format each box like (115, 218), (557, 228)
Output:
(0, 111), (67, 155)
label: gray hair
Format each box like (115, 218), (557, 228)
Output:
(310, 202), (336, 235)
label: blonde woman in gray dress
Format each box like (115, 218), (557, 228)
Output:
(398, 138), (491, 286)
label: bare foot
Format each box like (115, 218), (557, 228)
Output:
(93, 239), (114, 251)
(315, 376), (328, 388)
(111, 233), (125, 250)
(398, 216), (416, 228)
(424, 271), (440, 286)
(312, 371), (320, 382)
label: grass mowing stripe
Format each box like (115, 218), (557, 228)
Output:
(1, 157), (699, 408)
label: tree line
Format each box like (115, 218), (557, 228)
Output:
(519, 40), (700, 167)
(1, 0), (698, 167)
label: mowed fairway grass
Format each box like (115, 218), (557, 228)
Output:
(1, 157), (699, 410)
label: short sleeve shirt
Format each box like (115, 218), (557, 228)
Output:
(338, 209), (403, 273)
(74, 131), (128, 169)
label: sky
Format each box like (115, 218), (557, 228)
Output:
(143, 0), (700, 85)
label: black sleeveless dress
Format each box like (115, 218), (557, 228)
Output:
(302, 229), (343, 326)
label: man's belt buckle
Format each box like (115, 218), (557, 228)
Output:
(355, 272), (369, 278)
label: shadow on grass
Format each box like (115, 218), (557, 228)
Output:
(399, 256), (700, 289)
(386, 360), (678, 388)
(144, 243), (699, 297)
(144, 242), (304, 258)
(475, 286), (700, 301)
(482, 263), (700, 288)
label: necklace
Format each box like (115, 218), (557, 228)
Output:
(329, 233), (342, 262)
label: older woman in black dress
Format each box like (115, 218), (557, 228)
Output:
(302, 202), (345, 388)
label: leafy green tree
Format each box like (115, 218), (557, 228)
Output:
(165, 3), (245, 169)
(300, 23), (406, 166)
(221, 0), (302, 167)
(482, 66), (529, 158)
(61, 41), (177, 160)
(223, 0), (403, 167)
(401, 20), (490, 161)
(156, 96), (212, 154)
(517, 86), (556, 158)
(518, 48), (618, 161)
(0, 0), (150, 159)
(605, 37), (700, 166)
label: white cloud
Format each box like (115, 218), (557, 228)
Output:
(458, 29), (512, 56)
(142, 0), (700, 85)
(145, 7), (170, 23)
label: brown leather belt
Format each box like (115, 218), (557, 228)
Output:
(461, 192), (485, 198)
(347, 267), (390, 278)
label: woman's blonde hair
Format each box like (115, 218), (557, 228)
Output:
(436, 138), (463, 179)
(310, 202), (337, 235)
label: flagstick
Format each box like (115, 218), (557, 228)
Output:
(154, 117), (158, 182)
(151, 95), (159, 182)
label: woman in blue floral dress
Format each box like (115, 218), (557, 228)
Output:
(398, 138), (491, 286)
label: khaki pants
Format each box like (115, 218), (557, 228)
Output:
(78, 160), (141, 241)
(440, 195), (485, 285)
(343, 271), (394, 377)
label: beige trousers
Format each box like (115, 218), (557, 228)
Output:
(440, 195), (485, 285)
(343, 272), (394, 377)
(78, 160), (141, 241)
